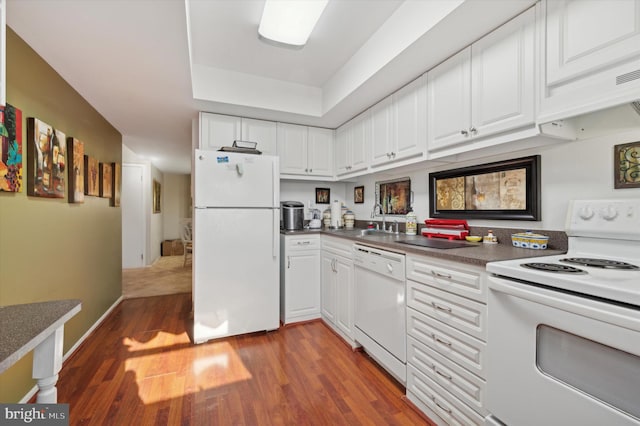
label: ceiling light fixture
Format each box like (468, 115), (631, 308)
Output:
(258, 0), (329, 49)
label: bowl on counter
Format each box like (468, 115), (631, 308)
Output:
(465, 236), (482, 242)
(511, 232), (549, 249)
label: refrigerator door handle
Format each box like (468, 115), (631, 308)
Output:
(273, 209), (278, 258)
(272, 161), (278, 208)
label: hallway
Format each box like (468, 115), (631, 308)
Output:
(123, 255), (191, 299)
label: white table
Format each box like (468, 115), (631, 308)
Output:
(0, 300), (81, 403)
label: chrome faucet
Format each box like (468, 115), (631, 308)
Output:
(371, 201), (386, 232)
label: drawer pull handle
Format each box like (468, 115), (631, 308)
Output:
(434, 400), (452, 414)
(431, 270), (452, 279)
(431, 302), (452, 313)
(435, 368), (452, 380)
(432, 334), (452, 347)
(297, 241), (311, 245)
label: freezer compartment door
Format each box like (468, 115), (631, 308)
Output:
(193, 208), (279, 343)
(194, 149), (279, 208)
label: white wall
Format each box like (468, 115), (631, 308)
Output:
(344, 105), (640, 231)
(163, 173), (191, 240)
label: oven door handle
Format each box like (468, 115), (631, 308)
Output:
(489, 276), (640, 332)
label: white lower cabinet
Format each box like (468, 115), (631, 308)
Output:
(406, 255), (487, 426)
(320, 236), (357, 347)
(280, 234), (321, 324)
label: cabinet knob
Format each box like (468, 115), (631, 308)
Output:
(391, 152), (396, 158)
(460, 130), (469, 136)
(309, 169), (312, 173)
(305, 168), (308, 172)
(469, 127), (477, 135)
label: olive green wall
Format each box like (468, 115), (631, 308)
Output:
(0, 29), (122, 402)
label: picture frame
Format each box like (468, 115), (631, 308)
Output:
(376, 177), (411, 215)
(26, 117), (66, 198)
(84, 155), (99, 196)
(153, 179), (161, 213)
(315, 187), (330, 204)
(99, 162), (113, 198)
(429, 155), (541, 220)
(67, 138), (84, 203)
(614, 141), (640, 189)
(0, 104), (23, 192)
(354, 185), (364, 204)
(111, 162), (121, 207)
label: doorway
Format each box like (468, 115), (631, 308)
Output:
(122, 164), (145, 268)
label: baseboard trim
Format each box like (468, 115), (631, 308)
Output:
(19, 295), (124, 403)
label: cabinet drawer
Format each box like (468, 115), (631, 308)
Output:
(284, 235), (320, 251)
(407, 307), (486, 377)
(408, 336), (486, 415)
(407, 255), (485, 303)
(407, 280), (487, 341)
(321, 236), (352, 258)
(407, 364), (484, 426)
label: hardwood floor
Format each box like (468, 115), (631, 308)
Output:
(56, 294), (433, 425)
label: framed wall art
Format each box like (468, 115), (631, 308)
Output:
(67, 138), (84, 203)
(376, 177), (411, 215)
(84, 155), (99, 196)
(153, 179), (162, 213)
(111, 162), (121, 207)
(315, 187), (330, 204)
(99, 162), (112, 198)
(614, 141), (640, 189)
(0, 104), (23, 192)
(26, 117), (66, 198)
(429, 155), (541, 220)
(354, 185), (364, 204)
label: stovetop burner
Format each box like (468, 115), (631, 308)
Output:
(560, 258), (640, 270)
(521, 263), (587, 274)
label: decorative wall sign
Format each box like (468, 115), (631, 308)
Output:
(0, 104), (23, 192)
(26, 117), (66, 198)
(429, 155), (541, 220)
(84, 155), (99, 196)
(153, 179), (161, 213)
(614, 141), (640, 189)
(315, 187), (330, 204)
(376, 177), (411, 215)
(111, 162), (121, 207)
(354, 186), (364, 204)
(67, 138), (84, 203)
(99, 162), (113, 198)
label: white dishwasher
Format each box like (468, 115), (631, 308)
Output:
(353, 244), (406, 384)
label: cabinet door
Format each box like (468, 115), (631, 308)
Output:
(307, 127), (333, 176)
(241, 118), (277, 155)
(471, 7), (535, 139)
(199, 113), (241, 151)
(427, 48), (471, 151)
(335, 256), (354, 339)
(334, 123), (351, 175)
(393, 76), (427, 161)
(350, 111), (369, 172)
(277, 123), (308, 174)
(321, 252), (337, 323)
(546, 0), (640, 86)
(370, 96), (393, 166)
(286, 251), (321, 320)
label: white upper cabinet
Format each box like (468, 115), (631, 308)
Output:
(541, 0), (640, 121)
(335, 111), (369, 176)
(199, 113), (277, 155)
(278, 123), (333, 178)
(427, 6), (535, 153)
(371, 76), (427, 167)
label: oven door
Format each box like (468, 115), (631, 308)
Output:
(487, 276), (640, 426)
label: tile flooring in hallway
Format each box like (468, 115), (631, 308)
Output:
(55, 294), (432, 425)
(122, 255), (191, 299)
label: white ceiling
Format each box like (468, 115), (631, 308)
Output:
(7, 0), (536, 174)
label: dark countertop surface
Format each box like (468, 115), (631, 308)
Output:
(0, 299), (82, 373)
(282, 227), (565, 267)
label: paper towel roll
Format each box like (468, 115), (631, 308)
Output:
(331, 200), (341, 228)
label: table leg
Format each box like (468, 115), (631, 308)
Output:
(32, 326), (64, 403)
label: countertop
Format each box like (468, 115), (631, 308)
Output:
(0, 299), (82, 373)
(281, 228), (565, 267)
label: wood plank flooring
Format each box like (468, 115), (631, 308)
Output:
(56, 294), (433, 425)
(122, 256), (191, 299)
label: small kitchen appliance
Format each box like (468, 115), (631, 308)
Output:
(282, 201), (304, 230)
(421, 219), (469, 240)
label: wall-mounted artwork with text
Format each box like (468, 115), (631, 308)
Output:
(67, 138), (85, 203)
(84, 155), (99, 196)
(0, 104), (23, 192)
(26, 117), (66, 198)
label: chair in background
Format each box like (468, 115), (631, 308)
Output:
(181, 219), (193, 267)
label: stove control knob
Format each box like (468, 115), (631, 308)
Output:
(600, 206), (618, 221)
(578, 206), (594, 220)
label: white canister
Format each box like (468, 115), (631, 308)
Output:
(322, 209), (331, 228)
(344, 210), (355, 229)
(405, 211), (417, 235)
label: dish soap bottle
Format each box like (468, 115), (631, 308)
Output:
(406, 210), (417, 235)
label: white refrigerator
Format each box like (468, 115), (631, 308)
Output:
(192, 149), (280, 344)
